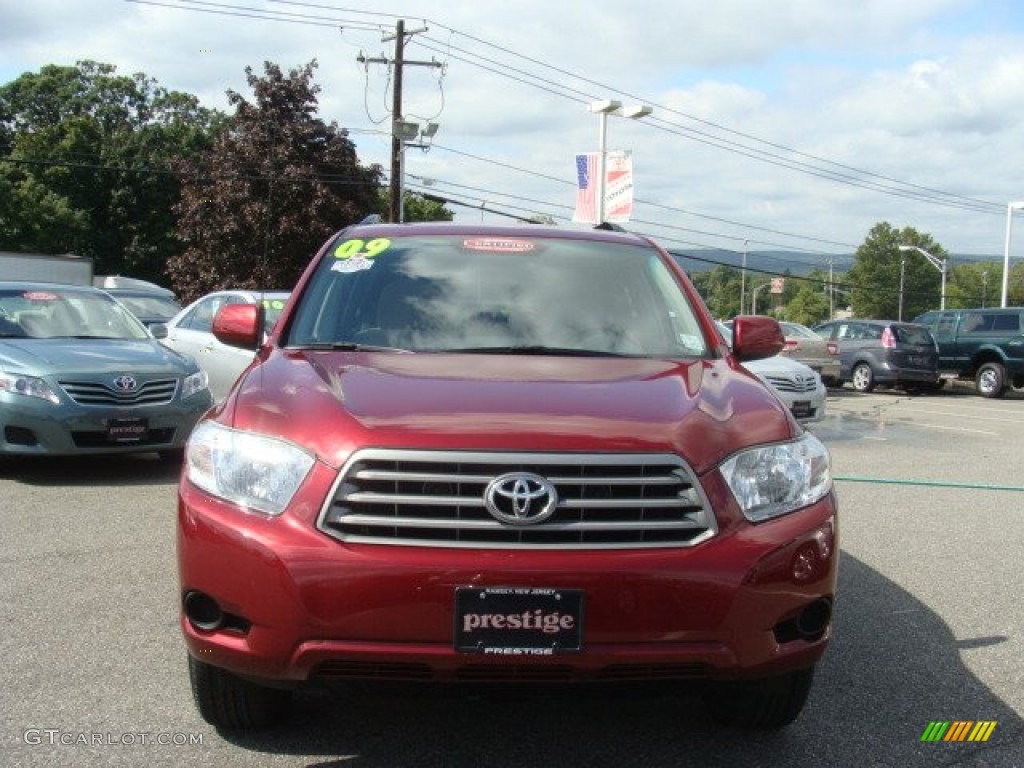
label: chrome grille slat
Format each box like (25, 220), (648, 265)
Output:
(318, 449), (716, 550)
(59, 378), (179, 406)
(338, 514), (705, 531)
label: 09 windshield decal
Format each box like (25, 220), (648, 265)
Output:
(330, 237), (391, 273)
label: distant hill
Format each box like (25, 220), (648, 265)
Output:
(669, 249), (1001, 277)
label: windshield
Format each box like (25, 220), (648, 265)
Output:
(0, 288), (150, 340)
(112, 294), (182, 321)
(287, 233), (709, 357)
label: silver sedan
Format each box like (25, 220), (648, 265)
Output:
(160, 290), (290, 402)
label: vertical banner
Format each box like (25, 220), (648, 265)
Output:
(572, 152), (599, 224)
(603, 150), (634, 223)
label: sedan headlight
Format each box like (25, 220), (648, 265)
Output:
(0, 370), (60, 405)
(720, 432), (831, 522)
(186, 421), (315, 516)
(181, 369), (209, 399)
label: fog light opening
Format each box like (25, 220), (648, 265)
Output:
(796, 598), (832, 639)
(184, 591), (224, 632)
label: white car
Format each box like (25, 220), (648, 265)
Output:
(160, 290), (289, 402)
(717, 322), (827, 423)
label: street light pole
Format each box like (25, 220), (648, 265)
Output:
(898, 245), (948, 311)
(589, 99), (652, 225)
(751, 282), (771, 315)
(1001, 201), (1024, 308)
(898, 254), (905, 321)
(740, 239), (748, 315)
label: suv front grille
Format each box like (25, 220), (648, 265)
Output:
(318, 450), (716, 549)
(59, 378), (179, 406)
(762, 373), (818, 393)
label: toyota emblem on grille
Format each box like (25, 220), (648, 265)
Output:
(113, 375), (138, 392)
(484, 472), (558, 525)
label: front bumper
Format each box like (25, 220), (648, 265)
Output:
(0, 391), (213, 455)
(178, 464), (838, 686)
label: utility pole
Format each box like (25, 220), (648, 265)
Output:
(358, 20), (442, 223)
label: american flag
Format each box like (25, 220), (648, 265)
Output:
(572, 152), (599, 224)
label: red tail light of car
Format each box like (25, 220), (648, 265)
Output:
(881, 327), (896, 348)
(826, 342), (839, 356)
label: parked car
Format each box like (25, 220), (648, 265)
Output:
(178, 223), (838, 732)
(94, 276), (182, 328)
(717, 321), (827, 423)
(811, 319), (940, 393)
(160, 290), (289, 402)
(912, 307), (1024, 398)
(778, 321), (841, 387)
(0, 282), (212, 458)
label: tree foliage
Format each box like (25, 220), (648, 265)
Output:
(844, 222), (947, 320)
(689, 265), (743, 320)
(0, 61), (224, 280)
(168, 61), (385, 301)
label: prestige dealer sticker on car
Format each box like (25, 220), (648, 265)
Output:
(455, 587), (583, 655)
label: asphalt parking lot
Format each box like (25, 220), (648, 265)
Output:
(1, 382), (1021, 767)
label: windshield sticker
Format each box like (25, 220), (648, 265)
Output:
(262, 298), (287, 310)
(331, 237), (391, 274)
(22, 292), (59, 302)
(462, 238), (535, 253)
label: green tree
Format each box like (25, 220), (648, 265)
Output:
(0, 61), (224, 281)
(777, 270), (832, 325)
(845, 222), (947, 319)
(169, 60), (384, 301)
(690, 265), (742, 319)
(0, 169), (89, 253)
(399, 190), (453, 223)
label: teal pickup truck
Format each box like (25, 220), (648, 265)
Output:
(913, 307), (1024, 398)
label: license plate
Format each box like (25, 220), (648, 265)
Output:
(791, 401), (813, 418)
(455, 587), (583, 655)
(107, 418), (148, 443)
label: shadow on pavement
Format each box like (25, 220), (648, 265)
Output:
(0, 452), (182, 487)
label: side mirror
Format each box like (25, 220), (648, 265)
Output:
(212, 304), (261, 350)
(149, 323), (168, 339)
(731, 315), (785, 362)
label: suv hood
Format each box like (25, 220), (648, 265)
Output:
(0, 337), (195, 376)
(226, 351), (796, 474)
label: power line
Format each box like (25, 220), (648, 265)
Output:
(123, 0), (1006, 220)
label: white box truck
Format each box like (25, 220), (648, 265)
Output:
(0, 251), (94, 285)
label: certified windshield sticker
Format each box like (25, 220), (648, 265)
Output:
(331, 237), (391, 273)
(462, 238), (535, 253)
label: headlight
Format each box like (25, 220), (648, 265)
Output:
(181, 369), (209, 399)
(720, 432), (831, 522)
(0, 370), (60, 405)
(185, 421), (315, 516)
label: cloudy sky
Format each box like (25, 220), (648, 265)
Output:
(3, 0), (1024, 273)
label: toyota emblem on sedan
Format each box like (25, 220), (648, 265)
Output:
(484, 472), (558, 525)
(113, 375), (138, 392)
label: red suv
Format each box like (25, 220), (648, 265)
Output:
(178, 223), (838, 731)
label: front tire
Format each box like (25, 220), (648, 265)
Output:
(188, 655), (292, 731)
(851, 363), (875, 392)
(975, 362), (1006, 398)
(704, 667), (815, 729)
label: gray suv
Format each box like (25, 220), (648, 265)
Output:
(811, 319), (940, 393)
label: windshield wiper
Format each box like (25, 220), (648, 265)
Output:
(444, 345), (627, 357)
(294, 342), (411, 353)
